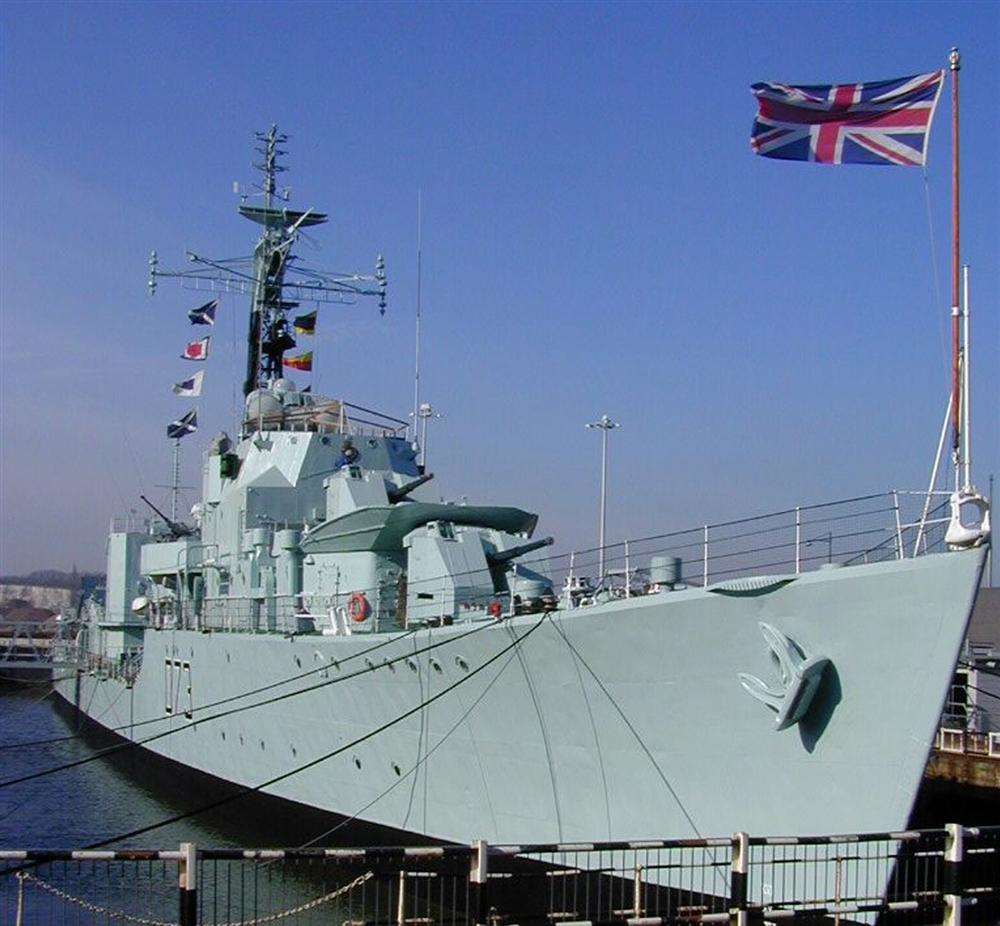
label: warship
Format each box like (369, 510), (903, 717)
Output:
(55, 126), (991, 870)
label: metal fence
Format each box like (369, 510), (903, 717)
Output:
(3, 825), (998, 925)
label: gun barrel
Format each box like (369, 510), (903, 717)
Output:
(488, 536), (554, 565)
(388, 472), (434, 503)
(139, 494), (193, 537)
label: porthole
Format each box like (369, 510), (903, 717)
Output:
(239, 734), (244, 745)
(364, 657), (376, 670)
(221, 731), (226, 740)
(260, 740), (265, 750)
(454, 656), (469, 671)
(406, 658), (418, 672)
(430, 658), (443, 673)
(291, 746), (297, 757)
(295, 656), (301, 668)
(354, 756), (362, 770)
(384, 658), (396, 674)
(392, 763), (402, 776)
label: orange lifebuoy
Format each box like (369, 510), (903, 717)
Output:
(347, 592), (371, 623)
(487, 600), (503, 618)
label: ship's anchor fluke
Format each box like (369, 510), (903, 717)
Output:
(739, 623), (830, 731)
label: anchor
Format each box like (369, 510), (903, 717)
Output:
(739, 623), (830, 731)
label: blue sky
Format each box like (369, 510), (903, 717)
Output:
(1, 0), (997, 573)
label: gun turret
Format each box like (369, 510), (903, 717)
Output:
(487, 536), (554, 567)
(140, 495), (196, 538)
(387, 472), (435, 504)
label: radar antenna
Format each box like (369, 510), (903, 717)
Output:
(147, 124), (388, 396)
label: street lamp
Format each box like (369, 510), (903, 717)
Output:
(586, 414), (621, 580)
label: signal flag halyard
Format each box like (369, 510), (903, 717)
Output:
(283, 351), (313, 372)
(182, 336), (211, 361)
(167, 409), (198, 439)
(750, 71), (944, 166)
(188, 298), (218, 325)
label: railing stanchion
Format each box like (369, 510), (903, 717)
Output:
(893, 490), (904, 560)
(625, 540), (631, 599)
(633, 863), (642, 916)
(795, 506), (801, 574)
(703, 525), (710, 587)
(566, 551), (576, 609)
(943, 823), (964, 926)
(470, 839), (490, 926)
(730, 832), (749, 926)
(178, 842), (197, 926)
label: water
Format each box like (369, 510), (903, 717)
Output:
(0, 682), (384, 850)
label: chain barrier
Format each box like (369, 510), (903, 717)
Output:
(16, 871), (175, 926)
(210, 871), (373, 926)
(15, 869), (374, 926)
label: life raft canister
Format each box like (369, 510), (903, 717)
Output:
(347, 592), (371, 623)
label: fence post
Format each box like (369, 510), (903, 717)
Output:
(730, 832), (748, 926)
(178, 842), (197, 926)
(470, 840), (490, 926)
(625, 541), (631, 599)
(397, 870), (406, 926)
(633, 863), (643, 916)
(943, 823), (963, 926)
(14, 873), (24, 926)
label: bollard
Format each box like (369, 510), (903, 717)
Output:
(178, 842), (197, 926)
(470, 839), (490, 926)
(729, 832), (748, 926)
(943, 823), (963, 926)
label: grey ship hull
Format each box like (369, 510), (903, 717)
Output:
(56, 548), (984, 845)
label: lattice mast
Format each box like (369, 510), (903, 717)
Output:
(148, 124), (387, 398)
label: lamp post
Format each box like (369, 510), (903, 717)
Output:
(586, 414), (620, 580)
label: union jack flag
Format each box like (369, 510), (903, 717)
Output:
(751, 71), (944, 166)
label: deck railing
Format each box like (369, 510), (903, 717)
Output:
(101, 489), (972, 641)
(2, 825), (998, 925)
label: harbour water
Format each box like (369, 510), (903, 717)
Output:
(2, 682), (997, 850)
(0, 684), (399, 850)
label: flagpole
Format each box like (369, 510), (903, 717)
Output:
(949, 46), (961, 489)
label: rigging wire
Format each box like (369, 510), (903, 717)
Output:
(965, 683), (1000, 702)
(0, 617), (499, 789)
(547, 618), (702, 838)
(1, 627), (421, 750)
(77, 612), (547, 850)
(291, 630), (523, 849)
